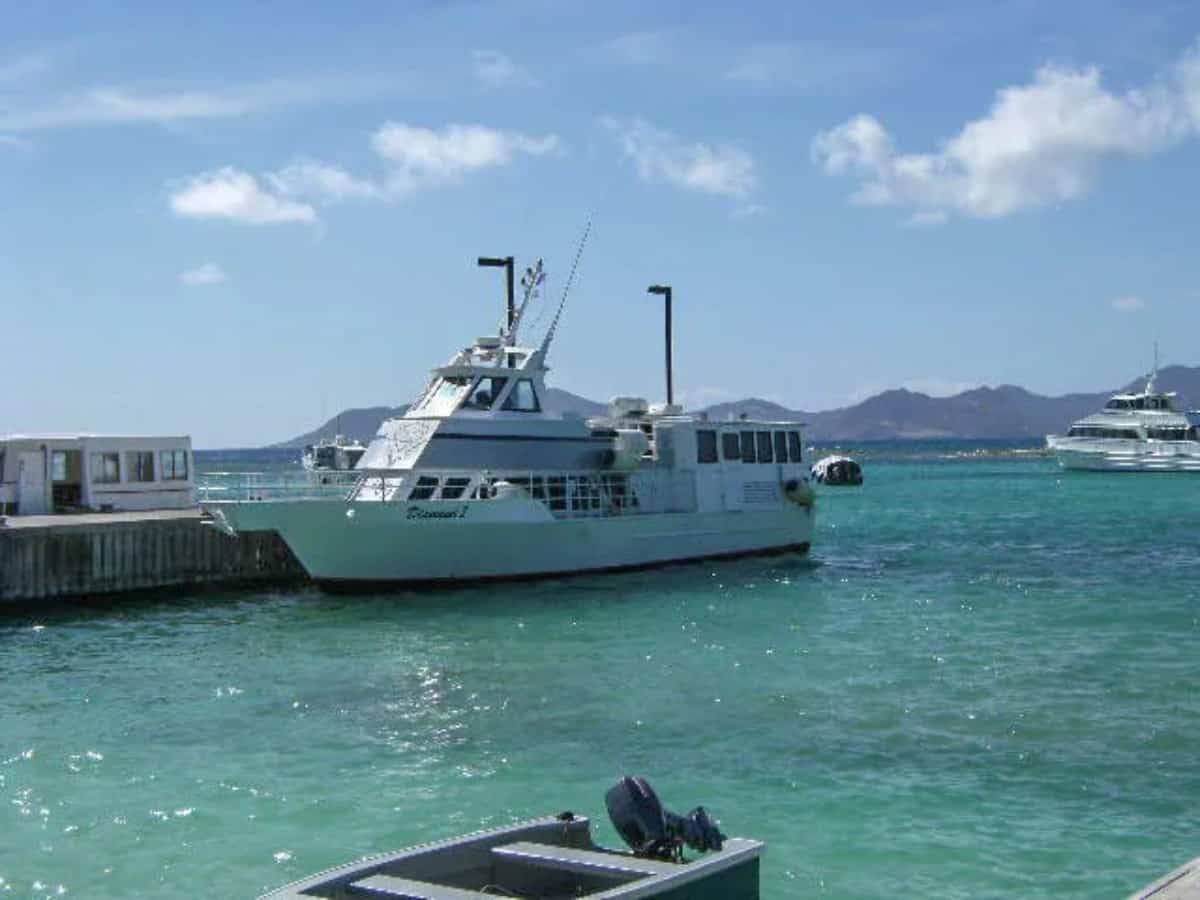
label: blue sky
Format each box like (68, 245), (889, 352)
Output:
(3, 1), (1200, 447)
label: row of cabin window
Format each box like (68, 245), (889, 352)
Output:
(696, 429), (803, 465)
(408, 473), (631, 511)
(1066, 426), (1140, 440)
(1104, 397), (1172, 410)
(81, 450), (189, 485)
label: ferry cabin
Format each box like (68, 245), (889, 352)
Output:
(0, 435), (195, 516)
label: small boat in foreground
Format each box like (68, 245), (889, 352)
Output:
(261, 777), (762, 899)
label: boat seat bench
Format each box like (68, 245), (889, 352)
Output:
(491, 841), (681, 878)
(348, 874), (489, 899)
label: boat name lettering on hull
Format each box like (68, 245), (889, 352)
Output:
(406, 505), (469, 520)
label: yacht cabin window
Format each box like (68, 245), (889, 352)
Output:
(722, 432), (741, 460)
(463, 376), (509, 410)
(740, 431), (756, 463)
(696, 430), (718, 463)
(501, 379), (541, 412)
(409, 476), (439, 500)
(756, 431), (773, 463)
(439, 477), (471, 499)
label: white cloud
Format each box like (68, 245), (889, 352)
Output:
(371, 122), (560, 194)
(906, 209), (949, 227)
(1110, 295), (1147, 312)
(472, 51), (538, 88)
(601, 116), (758, 198)
(180, 263), (228, 286)
(0, 135), (32, 150)
(169, 167), (317, 225)
(268, 160), (382, 202)
(812, 39), (1200, 220)
(168, 123), (560, 223)
(0, 74), (404, 132)
(731, 203), (767, 219)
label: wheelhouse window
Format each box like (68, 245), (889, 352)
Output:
(424, 376), (472, 415)
(126, 451), (155, 482)
(773, 431), (788, 463)
(740, 430), (756, 463)
(756, 431), (773, 463)
(722, 432), (741, 461)
(463, 376), (508, 410)
(787, 431), (803, 462)
(160, 449), (188, 481)
(696, 430), (718, 463)
(91, 452), (120, 484)
(501, 379), (541, 412)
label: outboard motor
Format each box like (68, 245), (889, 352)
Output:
(605, 776), (726, 861)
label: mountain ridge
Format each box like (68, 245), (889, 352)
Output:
(271, 365), (1200, 447)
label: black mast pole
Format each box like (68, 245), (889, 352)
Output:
(648, 284), (673, 406)
(477, 256), (515, 329)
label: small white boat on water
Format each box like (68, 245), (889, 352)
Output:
(260, 777), (762, 900)
(811, 454), (863, 486)
(301, 433), (367, 473)
(205, 254), (815, 586)
(1046, 362), (1200, 472)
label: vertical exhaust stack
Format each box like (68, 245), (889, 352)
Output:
(647, 284), (673, 407)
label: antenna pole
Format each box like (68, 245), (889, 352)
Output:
(648, 284), (673, 406)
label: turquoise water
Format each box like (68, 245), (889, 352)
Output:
(3, 445), (1199, 898)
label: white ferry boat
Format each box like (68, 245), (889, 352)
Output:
(205, 257), (815, 586)
(1046, 366), (1200, 472)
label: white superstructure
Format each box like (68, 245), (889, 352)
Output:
(1046, 365), (1200, 472)
(205, 257), (815, 585)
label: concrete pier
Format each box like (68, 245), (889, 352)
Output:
(0, 510), (304, 605)
(1130, 856), (1200, 899)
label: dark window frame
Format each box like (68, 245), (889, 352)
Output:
(696, 430), (718, 463)
(740, 430), (757, 463)
(722, 432), (741, 460)
(756, 431), (774, 463)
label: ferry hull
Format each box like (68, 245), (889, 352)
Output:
(1048, 438), (1200, 472)
(208, 499), (814, 584)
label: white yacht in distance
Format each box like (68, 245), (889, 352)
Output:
(205, 255), (815, 585)
(301, 433), (367, 473)
(1046, 364), (1200, 471)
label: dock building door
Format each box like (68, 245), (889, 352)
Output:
(17, 452), (48, 515)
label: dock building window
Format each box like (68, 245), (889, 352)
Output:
(696, 430), (718, 463)
(722, 432), (741, 461)
(756, 431), (773, 463)
(160, 450), (188, 480)
(502, 379), (541, 412)
(52, 451), (68, 482)
(463, 377), (508, 410)
(740, 431), (756, 463)
(787, 431), (803, 462)
(127, 451), (155, 482)
(91, 452), (120, 484)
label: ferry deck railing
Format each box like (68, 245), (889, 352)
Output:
(198, 468), (699, 518)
